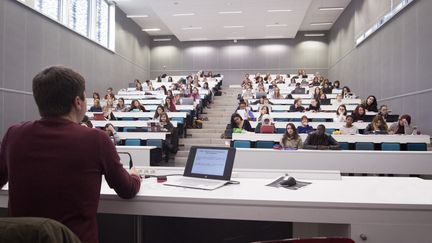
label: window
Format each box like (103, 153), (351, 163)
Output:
(356, 0), (415, 46)
(35, 0), (60, 21)
(25, 0), (114, 50)
(95, 0), (109, 47)
(69, 0), (90, 36)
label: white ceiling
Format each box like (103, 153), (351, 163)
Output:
(114, 0), (351, 41)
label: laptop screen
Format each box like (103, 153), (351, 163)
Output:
(185, 146), (236, 180)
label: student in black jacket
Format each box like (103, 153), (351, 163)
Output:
(303, 124), (340, 150)
(289, 98), (305, 112)
(362, 95), (378, 112)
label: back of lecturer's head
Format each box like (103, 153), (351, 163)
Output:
(33, 66), (85, 118)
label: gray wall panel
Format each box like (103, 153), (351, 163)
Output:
(150, 35), (329, 85)
(0, 0), (150, 138)
(328, 0), (432, 134)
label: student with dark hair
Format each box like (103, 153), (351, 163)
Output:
(333, 80), (341, 89)
(164, 97), (177, 112)
(153, 105), (165, 120)
(92, 92), (100, 100)
(378, 104), (390, 121)
(289, 98), (305, 112)
(389, 114), (415, 134)
(362, 95), (378, 112)
(81, 115), (93, 128)
(351, 104), (367, 122)
(103, 123), (120, 144)
(257, 105), (270, 122)
(0, 66), (140, 243)
(230, 113), (253, 132)
(364, 115), (388, 134)
(307, 98), (321, 112)
(129, 99), (146, 112)
(339, 115), (358, 135)
(335, 104), (347, 122)
(303, 124), (340, 150)
(297, 115), (314, 134)
(280, 123), (303, 149)
(342, 86), (351, 98)
(104, 87), (115, 100)
(115, 97), (128, 112)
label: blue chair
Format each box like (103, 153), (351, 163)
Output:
(381, 143), (401, 151)
(123, 127), (137, 132)
(171, 117), (184, 124)
(125, 139), (141, 146)
(276, 128), (285, 134)
(355, 142), (374, 150)
(147, 139), (163, 148)
(339, 142), (350, 150)
(120, 117), (134, 121)
(407, 143), (427, 151)
(274, 118), (289, 122)
(325, 129), (334, 135)
(233, 140), (251, 148)
(256, 141), (274, 149)
(312, 118), (326, 122)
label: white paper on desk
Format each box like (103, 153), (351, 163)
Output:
(266, 176), (311, 190)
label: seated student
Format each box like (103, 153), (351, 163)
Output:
(88, 99), (102, 112)
(128, 99), (147, 112)
(153, 105), (165, 120)
(297, 115), (314, 134)
(255, 114), (275, 133)
(258, 97), (274, 111)
(362, 95), (378, 112)
(364, 115), (388, 134)
(289, 98), (305, 112)
(271, 87), (283, 99)
(92, 92), (101, 100)
(159, 112), (178, 162)
(303, 124), (340, 150)
(114, 98), (128, 112)
(236, 101), (255, 121)
(339, 115), (359, 135)
(333, 93), (344, 106)
(335, 104), (347, 122)
(103, 123), (120, 145)
(310, 76), (321, 86)
(341, 86), (352, 98)
(104, 87), (115, 100)
(351, 104), (367, 122)
(81, 115), (93, 128)
(280, 123), (303, 149)
(102, 98), (116, 120)
(257, 105), (271, 122)
(322, 82), (333, 94)
(307, 98), (321, 112)
(251, 95), (266, 105)
(312, 86), (322, 100)
(389, 114), (416, 135)
(333, 80), (341, 89)
(229, 113), (253, 134)
(164, 97), (177, 112)
(377, 104), (390, 121)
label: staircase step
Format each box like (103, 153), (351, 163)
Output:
(187, 128), (223, 134)
(176, 150), (190, 157)
(179, 138), (229, 145)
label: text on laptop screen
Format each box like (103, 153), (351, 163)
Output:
(191, 149), (228, 176)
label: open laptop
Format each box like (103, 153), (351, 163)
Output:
(260, 125), (275, 134)
(386, 114), (399, 122)
(164, 146), (236, 190)
(320, 98), (331, 105)
(292, 87), (305, 94)
(255, 92), (267, 99)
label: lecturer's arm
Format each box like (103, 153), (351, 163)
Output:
(0, 129), (11, 189)
(98, 132), (141, 199)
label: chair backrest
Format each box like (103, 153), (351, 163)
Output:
(407, 143), (427, 151)
(234, 140), (251, 148)
(147, 139), (163, 148)
(125, 139), (141, 146)
(0, 217), (81, 243)
(338, 142), (350, 150)
(355, 142), (374, 150)
(251, 237), (354, 243)
(256, 141), (275, 149)
(381, 142), (401, 151)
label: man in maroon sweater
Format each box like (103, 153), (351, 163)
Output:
(0, 66), (141, 243)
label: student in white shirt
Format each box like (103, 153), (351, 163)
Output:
(339, 115), (359, 135)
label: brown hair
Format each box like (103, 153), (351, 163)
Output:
(32, 66), (85, 117)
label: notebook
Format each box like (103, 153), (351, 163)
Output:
(164, 146), (236, 190)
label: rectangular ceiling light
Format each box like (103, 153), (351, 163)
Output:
(142, 28), (161, 32)
(267, 10), (292, 12)
(310, 22), (333, 26)
(319, 7), (344, 11)
(173, 13), (195, 16)
(223, 25), (244, 28)
(304, 33), (325, 37)
(182, 27), (202, 30)
(153, 38), (172, 41)
(218, 11), (242, 14)
(266, 24), (288, 27)
(127, 15), (149, 18)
